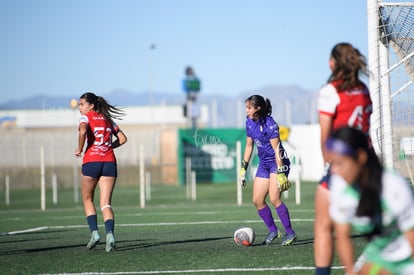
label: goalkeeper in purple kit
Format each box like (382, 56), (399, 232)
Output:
(240, 95), (296, 246)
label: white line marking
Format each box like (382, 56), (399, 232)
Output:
(1, 219), (315, 235)
(0, 226), (48, 236)
(39, 266), (344, 274)
(117, 219), (314, 227)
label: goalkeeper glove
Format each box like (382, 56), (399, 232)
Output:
(239, 160), (248, 187)
(277, 166), (291, 192)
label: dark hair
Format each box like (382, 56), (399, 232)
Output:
(329, 42), (368, 91)
(79, 92), (125, 125)
(245, 95), (272, 120)
(330, 127), (383, 236)
(185, 66), (194, 76)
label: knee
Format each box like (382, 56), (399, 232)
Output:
(269, 197), (281, 207)
(82, 194), (93, 202)
(314, 217), (333, 234)
(252, 198), (264, 209)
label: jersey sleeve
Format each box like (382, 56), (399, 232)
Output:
(79, 115), (89, 125)
(329, 174), (357, 224)
(246, 118), (253, 138)
(318, 84), (339, 116)
(266, 117), (280, 139)
(383, 171), (414, 232)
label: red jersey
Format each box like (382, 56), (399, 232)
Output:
(79, 111), (119, 164)
(318, 80), (372, 134)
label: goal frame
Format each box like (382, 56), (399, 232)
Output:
(367, 0), (414, 171)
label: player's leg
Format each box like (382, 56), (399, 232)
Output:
(99, 175), (116, 252)
(268, 173), (296, 246)
(253, 176), (280, 244)
(99, 162), (117, 252)
(81, 175), (98, 217)
(81, 164), (100, 249)
(314, 185), (333, 274)
(99, 176), (116, 225)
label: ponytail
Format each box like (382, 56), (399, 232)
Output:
(356, 147), (383, 236)
(263, 98), (272, 117)
(328, 127), (383, 237)
(245, 94), (272, 119)
(80, 92), (125, 125)
(329, 42), (368, 90)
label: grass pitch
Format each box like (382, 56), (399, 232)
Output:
(0, 182), (365, 274)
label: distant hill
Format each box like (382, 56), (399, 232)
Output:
(0, 85), (319, 127)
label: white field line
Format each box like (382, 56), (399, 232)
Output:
(45, 209), (313, 220)
(1, 226), (48, 235)
(39, 266), (344, 275)
(2, 219), (314, 235)
(122, 209), (314, 217)
(116, 219), (315, 227)
(8, 218), (333, 275)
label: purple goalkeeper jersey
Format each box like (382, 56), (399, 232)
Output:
(246, 116), (290, 167)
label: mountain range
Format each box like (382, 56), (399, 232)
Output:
(0, 85), (320, 127)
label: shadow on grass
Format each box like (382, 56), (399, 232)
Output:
(0, 229), (84, 256)
(0, 234), (366, 256)
(0, 243), (86, 256)
(117, 236), (232, 251)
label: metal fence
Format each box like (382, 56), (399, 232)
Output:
(0, 125), (177, 190)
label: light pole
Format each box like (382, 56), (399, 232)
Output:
(182, 66), (201, 129)
(70, 98), (80, 204)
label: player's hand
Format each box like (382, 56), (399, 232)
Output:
(74, 149), (82, 157)
(239, 160), (249, 187)
(277, 172), (290, 192)
(239, 167), (247, 187)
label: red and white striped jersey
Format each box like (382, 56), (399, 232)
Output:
(79, 111), (119, 163)
(318, 80), (372, 134)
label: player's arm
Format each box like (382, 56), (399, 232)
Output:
(75, 123), (87, 157)
(334, 222), (356, 275)
(112, 129), (127, 149)
(270, 137), (290, 191)
(319, 113), (333, 163)
(405, 229), (414, 260)
(239, 137), (253, 187)
(270, 137), (284, 168)
(242, 137), (254, 164)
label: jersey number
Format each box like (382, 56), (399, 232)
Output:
(93, 127), (112, 147)
(347, 106), (364, 130)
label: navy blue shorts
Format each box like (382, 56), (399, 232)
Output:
(319, 165), (331, 189)
(82, 162), (117, 178)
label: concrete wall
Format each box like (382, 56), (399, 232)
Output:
(287, 124), (324, 181)
(0, 107), (327, 189)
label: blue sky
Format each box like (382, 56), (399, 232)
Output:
(0, 0), (370, 104)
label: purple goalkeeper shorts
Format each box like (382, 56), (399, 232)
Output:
(256, 161), (290, 179)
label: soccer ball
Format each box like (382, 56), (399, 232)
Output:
(233, 226), (255, 246)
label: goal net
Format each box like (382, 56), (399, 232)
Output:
(368, 0), (414, 182)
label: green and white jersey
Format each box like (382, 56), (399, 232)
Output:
(330, 170), (414, 262)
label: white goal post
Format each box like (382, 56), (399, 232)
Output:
(367, 0), (414, 182)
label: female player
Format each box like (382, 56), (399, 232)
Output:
(327, 127), (414, 275)
(314, 42), (372, 274)
(74, 92), (127, 252)
(239, 95), (296, 246)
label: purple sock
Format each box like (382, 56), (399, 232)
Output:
(276, 203), (294, 234)
(258, 205), (277, 232)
